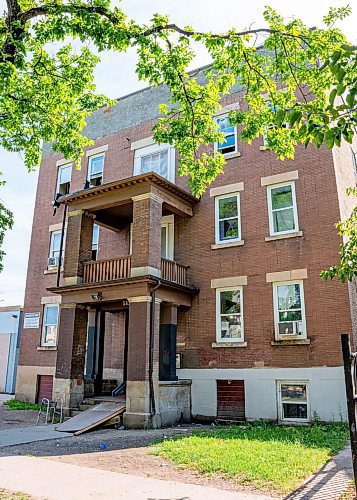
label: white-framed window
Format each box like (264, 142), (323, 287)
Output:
(49, 231), (62, 259)
(215, 193), (241, 244)
(216, 287), (244, 343)
(41, 304), (59, 347)
(56, 164), (72, 196)
(262, 103), (289, 147)
(87, 153), (104, 187)
(267, 182), (299, 236)
(215, 114), (238, 155)
(161, 215), (174, 260)
(92, 224), (99, 261)
(273, 280), (306, 339)
(277, 381), (309, 422)
(133, 143), (175, 183)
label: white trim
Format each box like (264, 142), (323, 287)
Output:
(214, 103), (239, 118)
(85, 144), (108, 157)
(161, 215), (174, 260)
(133, 143), (175, 183)
(211, 240), (245, 250)
(272, 280), (307, 340)
(216, 286), (244, 343)
(131, 193), (163, 203)
(130, 266), (161, 278)
(56, 163), (72, 196)
(210, 182), (244, 198)
(214, 114), (238, 156)
(127, 296), (152, 303)
(131, 136), (155, 151)
(261, 170), (298, 187)
(266, 269), (307, 283)
(267, 181), (299, 237)
(215, 192), (242, 244)
(277, 380), (310, 423)
(41, 296), (62, 305)
(211, 276), (247, 288)
(56, 158), (72, 167)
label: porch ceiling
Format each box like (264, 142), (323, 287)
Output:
(58, 172), (198, 219)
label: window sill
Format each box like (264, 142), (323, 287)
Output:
(222, 151), (241, 160)
(211, 240), (245, 250)
(37, 346), (57, 351)
(265, 231), (303, 242)
(271, 339), (310, 346)
(44, 267), (63, 275)
(212, 342), (247, 348)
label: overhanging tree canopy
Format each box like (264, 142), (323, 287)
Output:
(0, 2), (355, 195)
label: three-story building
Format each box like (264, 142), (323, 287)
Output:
(15, 73), (356, 427)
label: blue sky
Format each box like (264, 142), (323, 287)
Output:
(0, 0), (356, 306)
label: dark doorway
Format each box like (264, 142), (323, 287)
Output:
(217, 380), (245, 421)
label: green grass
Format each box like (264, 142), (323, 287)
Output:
(3, 400), (41, 411)
(151, 422), (349, 494)
(0, 488), (33, 499)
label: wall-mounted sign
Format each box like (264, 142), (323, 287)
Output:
(24, 312), (40, 329)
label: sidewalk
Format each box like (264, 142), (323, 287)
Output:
(0, 455), (273, 500)
(287, 445), (353, 499)
(0, 424), (72, 448)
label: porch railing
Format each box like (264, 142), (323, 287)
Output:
(161, 259), (188, 286)
(83, 256), (131, 283)
(82, 256), (188, 286)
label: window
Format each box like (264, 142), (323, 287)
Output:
(161, 216), (174, 260)
(216, 287), (244, 342)
(41, 304), (59, 347)
(48, 231), (63, 267)
(133, 144), (175, 182)
(273, 281), (306, 339)
(262, 103), (289, 147)
(88, 154), (104, 187)
(56, 164), (72, 196)
(92, 224), (99, 261)
(215, 193), (241, 244)
(215, 115), (237, 155)
(278, 381), (309, 422)
(267, 182), (298, 236)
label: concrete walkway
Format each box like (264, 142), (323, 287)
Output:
(0, 425), (72, 448)
(0, 455), (273, 500)
(287, 445), (353, 499)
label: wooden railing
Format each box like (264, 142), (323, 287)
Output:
(161, 259), (188, 286)
(83, 256), (131, 283)
(82, 256), (188, 286)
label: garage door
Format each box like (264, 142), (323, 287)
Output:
(36, 375), (53, 403)
(217, 380), (245, 421)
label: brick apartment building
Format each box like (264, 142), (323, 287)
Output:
(16, 71), (357, 427)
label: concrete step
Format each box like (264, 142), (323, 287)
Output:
(69, 409), (81, 417)
(78, 404), (95, 412)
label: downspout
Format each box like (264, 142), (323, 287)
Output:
(149, 279), (161, 418)
(56, 203), (67, 288)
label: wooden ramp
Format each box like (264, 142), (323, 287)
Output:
(55, 402), (126, 435)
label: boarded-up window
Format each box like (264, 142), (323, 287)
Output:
(36, 375), (53, 403)
(217, 380), (245, 421)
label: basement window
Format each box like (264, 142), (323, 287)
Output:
(88, 153), (104, 187)
(56, 164), (72, 196)
(278, 381), (309, 422)
(41, 304), (59, 347)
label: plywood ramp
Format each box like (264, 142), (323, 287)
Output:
(55, 402), (126, 435)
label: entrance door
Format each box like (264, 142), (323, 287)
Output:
(36, 375), (53, 403)
(217, 380), (245, 421)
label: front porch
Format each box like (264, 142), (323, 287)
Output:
(48, 173), (198, 428)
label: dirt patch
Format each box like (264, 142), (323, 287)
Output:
(1, 425), (279, 498)
(0, 404), (38, 430)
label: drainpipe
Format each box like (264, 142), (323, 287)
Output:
(149, 279), (161, 418)
(56, 203), (68, 288)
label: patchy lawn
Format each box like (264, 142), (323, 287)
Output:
(151, 422), (348, 495)
(0, 488), (33, 499)
(3, 400), (41, 411)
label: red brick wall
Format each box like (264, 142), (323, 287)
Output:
(19, 92), (353, 373)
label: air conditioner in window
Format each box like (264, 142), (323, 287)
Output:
(48, 257), (59, 268)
